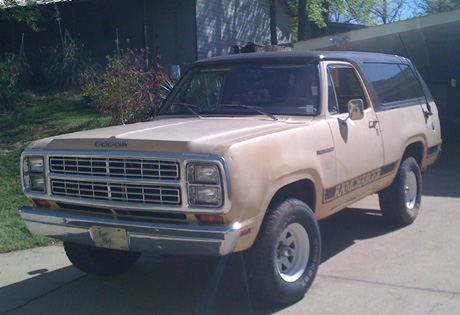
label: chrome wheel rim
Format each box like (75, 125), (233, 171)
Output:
(405, 171), (417, 209)
(275, 223), (310, 282)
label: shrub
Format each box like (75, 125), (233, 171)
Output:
(160, 77), (178, 100)
(0, 52), (29, 112)
(40, 30), (99, 91)
(83, 46), (166, 125)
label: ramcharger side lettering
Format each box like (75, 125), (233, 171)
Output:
(325, 168), (382, 203)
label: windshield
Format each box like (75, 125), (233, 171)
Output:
(158, 62), (320, 117)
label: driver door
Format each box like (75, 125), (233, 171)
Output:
(324, 62), (384, 208)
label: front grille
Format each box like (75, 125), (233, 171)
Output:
(49, 156), (180, 180)
(51, 179), (181, 206)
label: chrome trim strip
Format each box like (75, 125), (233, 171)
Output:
(427, 144), (440, 157)
(48, 173), (180, 185)
(19, 207), (241, 256)
(317, 147), (335, 155)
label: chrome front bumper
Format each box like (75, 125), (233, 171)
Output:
(19, 207), (241, 256)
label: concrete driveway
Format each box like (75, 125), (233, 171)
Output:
(1, 144), (459, 315)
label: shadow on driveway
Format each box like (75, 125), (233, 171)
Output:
(2, 207), (401, 315)
(319, 208), (402, 263)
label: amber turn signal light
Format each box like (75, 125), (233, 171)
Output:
(195, 214), (224, 225)
(33, 199), (51, 208)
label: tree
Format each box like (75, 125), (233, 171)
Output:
(0, 0), (50, 31)
(286, 0), (413, 40)
(328, 0), (410, 24)
(414, 0), (460, 14)
(371, 0), (405, 24)
(284, 0), (343, 40)
(328, 0), (374, 24)
(298, 0), (307, 40)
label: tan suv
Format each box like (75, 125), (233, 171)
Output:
(19, 51), (441, 305)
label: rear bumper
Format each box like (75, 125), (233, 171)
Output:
(19, 207), (241, 256)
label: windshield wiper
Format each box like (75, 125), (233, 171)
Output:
(171, 102), (203, 119)
(219, 104), (278, 121)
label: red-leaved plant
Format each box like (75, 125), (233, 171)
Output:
(83, 46), (166, 125)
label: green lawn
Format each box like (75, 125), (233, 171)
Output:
(0, 92), (109, 253)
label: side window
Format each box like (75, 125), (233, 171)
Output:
(398, 64), (424, 99)
(327, 73), (339, 114)
(328, 65), (367, 114)
(362, 62), (424, 107)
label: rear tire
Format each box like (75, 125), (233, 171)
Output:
(246, 199), (321, 305)
(64, 242), (141, 276)
(378, 157), (422, 225)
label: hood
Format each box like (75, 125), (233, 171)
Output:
(27, 116), (312, 155)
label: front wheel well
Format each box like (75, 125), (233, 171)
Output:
(402, 142), (424, 167)
(268, 179), (316, 214)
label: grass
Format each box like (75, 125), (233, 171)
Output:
(0, 92), (110, 253)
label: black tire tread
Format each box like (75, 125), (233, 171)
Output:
(379, 157), (422, 225)
(246, 199), (321, 305)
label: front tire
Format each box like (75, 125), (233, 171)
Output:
(246, 199), (321, 305)
(64, 242), (141, 276)
(379, 157), (422, 225)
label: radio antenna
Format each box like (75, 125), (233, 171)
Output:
(398, 33), (432, 118)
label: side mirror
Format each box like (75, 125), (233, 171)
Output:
(338, 99), (364, 125)
(348, 99), (364, 121)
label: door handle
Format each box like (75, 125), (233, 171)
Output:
(369, 120), (379, 129)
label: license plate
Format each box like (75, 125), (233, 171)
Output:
(91, 226), (129, 251)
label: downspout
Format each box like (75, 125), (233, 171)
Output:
(269, 0), (277, 45)
(298, 0), (307, 41)
(194, 0), (198, 61)
(143, 0), (149, 68)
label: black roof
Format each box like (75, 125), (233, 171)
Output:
(191, 51), (411, 68)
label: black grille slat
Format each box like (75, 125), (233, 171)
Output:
(49, 156), (180, 180)
(51, 179), (181, 206)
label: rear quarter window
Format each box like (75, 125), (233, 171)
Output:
(362, 62), (425, 108)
